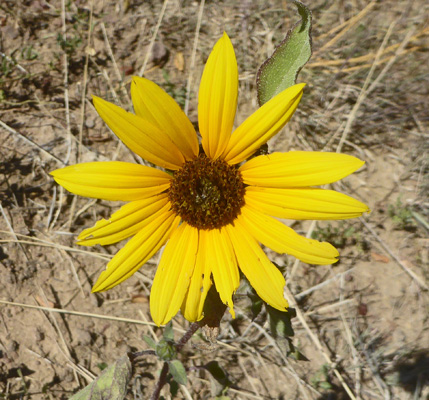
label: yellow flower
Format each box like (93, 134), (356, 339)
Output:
(51, 33), (369, 326)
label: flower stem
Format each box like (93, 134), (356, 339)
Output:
(150, 322), (200, 400)
(150, 362), (169, 400)
(176, 322), (200, 352)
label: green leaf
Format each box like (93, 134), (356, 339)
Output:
(168, 360), (187, 385)
(97, 362), (108, 371)
(143, 335), (157, 350)
(169, 379), (179, 397)
(156, 338), (176, 361)
(257, 0), (312, 106)
(163, 321), (174, 341)
(285, 339), (309, 361)
(155, 322), (176, 361)
(70, 355), (132, 400)
(248, 293), (263, 320)
(266, 304), (295, 338)
(319, 381), (333, 390)
(274, 336), (309, 361)
(204, 361), (233, 396)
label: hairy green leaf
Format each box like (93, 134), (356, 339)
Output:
(266, 304), (296, 338)
(257, 0), (312, 106)
(143, 335), (157, 350)
(70, 355), (132, 400)
(163, 321), (174, 341)
(169, 360), (187, 385)
(249, 293), (263, 320)
(156, 338), (176, 361)
(204, 361), (233, 396)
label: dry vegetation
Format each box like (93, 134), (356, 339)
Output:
(1, 0), (428, 399)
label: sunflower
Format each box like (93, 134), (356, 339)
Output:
(51, 33), (369, 326)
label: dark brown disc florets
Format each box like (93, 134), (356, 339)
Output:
(168, 153), (245, 230)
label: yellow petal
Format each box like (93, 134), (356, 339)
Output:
(240, 151), (365, 187)
(78, 195), (170, 246)
(50, 162), (171, 201)
(245, 186), (369, 220)
(92, 212), (180, 292)
(198, 32), (238, 159)
(206, 228), (240, 318)
(222, 83), (305, 164)
(181, 230), (212, 322)
(225, 220), (288, 311)
(150, 223), (199, 326)
(93, 96), (185, 169)
(239, 205), (339, 265)
(131, 77), (199, 161)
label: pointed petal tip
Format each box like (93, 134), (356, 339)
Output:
(76, 233), (99, 246)
(269, 299), (289, 312)
(131, 75), (148, 88)
(50, 167), (66, 178)
(92, 95), (109, 114)
(219, 31), (231, 43)
(91, 283), (102, 293)
(344, 156), (366, 179)
(152, 315), (167, 327)
(151, 305), (172, 326)
(91, 276), (111, 293)
(91, 269), (112, 292)
(77, 225), (95, 242)
(91, 94), (101, 104)
(314, 245), (339, 265)
(358, 199), (371, 215)
(355, 158), (365, 169)
(322, 242), (340, 260)
(76, 229), (94, 245)
(287, 82), (306, 99)
(77, 231), (87, 241)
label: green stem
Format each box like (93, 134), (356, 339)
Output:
(149, 322), (200, 400)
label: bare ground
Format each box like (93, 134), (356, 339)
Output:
(0, 0), (428, 399)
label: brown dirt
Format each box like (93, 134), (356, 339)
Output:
(1, 0), (428, 399)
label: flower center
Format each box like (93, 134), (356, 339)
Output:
(168, 153), (245, 230)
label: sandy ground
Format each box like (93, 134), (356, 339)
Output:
(1, 0), (428, 399)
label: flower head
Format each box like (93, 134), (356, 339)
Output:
(51, 33), (369, 326)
